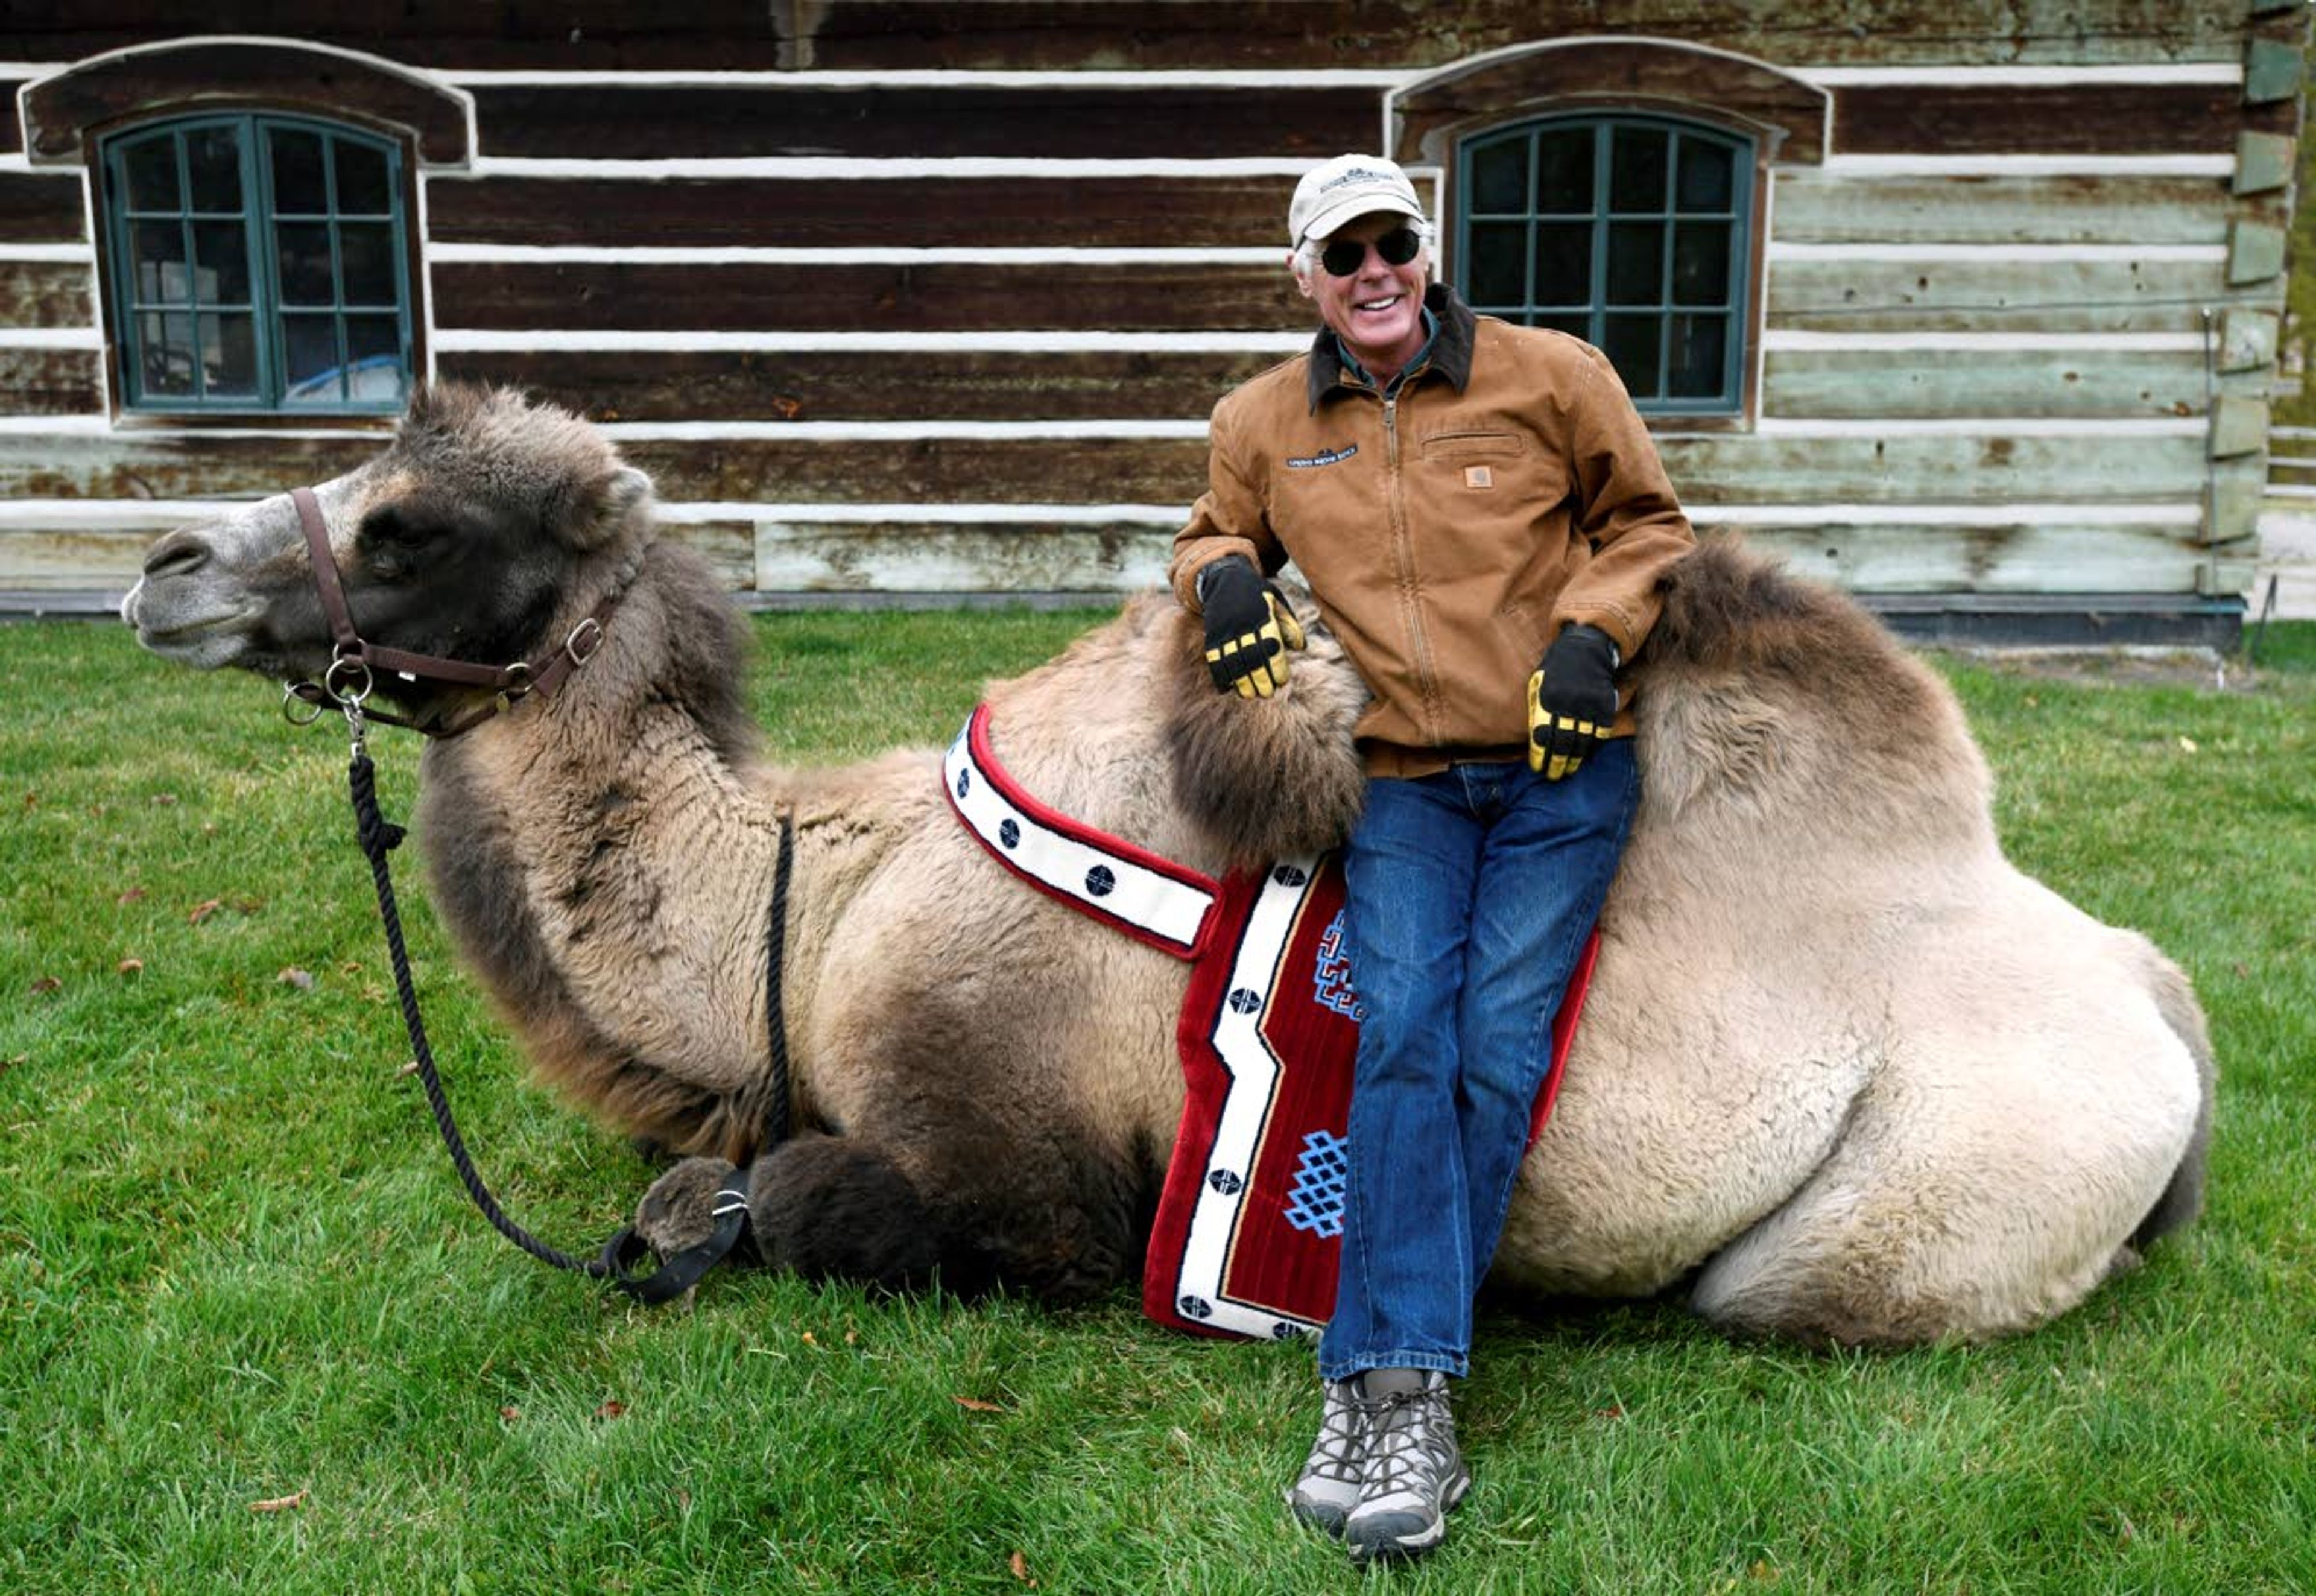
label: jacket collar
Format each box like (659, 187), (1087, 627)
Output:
(1305, 283), (1475, 413)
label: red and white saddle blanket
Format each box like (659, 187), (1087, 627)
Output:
(944, 705), (1596, 1341)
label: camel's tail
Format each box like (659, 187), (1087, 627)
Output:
(2130, 942), (2216, 1248)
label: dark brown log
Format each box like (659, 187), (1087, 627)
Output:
(0, 174), (88, 245)
(430, 260), (1305, 334)
(425, 174), (1292, 249)
(1835, 83), (2290, 156)
(0, 261), (96, 327)
(433, 348), (1282, 422)
(467, 83), (1377, 160)
(0, 349), (104, 416)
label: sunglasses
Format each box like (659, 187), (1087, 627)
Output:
(1318, 226), (1423, 278)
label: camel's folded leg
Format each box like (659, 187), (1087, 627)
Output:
(633, 1113), (1139, 1303)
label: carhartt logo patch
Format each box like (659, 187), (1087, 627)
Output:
(1286, 444), (1358, 469)
(1464, 465), (1493, 489)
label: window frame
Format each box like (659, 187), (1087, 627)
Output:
(98, 111), (417, 417)
(1455, 113), (1756, 417)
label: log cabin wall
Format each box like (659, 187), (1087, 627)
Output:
(1, 3), (2307, 643)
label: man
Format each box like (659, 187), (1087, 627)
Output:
(1169, 154), (1696, 1563)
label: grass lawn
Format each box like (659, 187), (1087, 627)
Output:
(3, 610), (2312, 1594)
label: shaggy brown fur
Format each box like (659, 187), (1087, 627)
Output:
(122, 386), (2213, 1342)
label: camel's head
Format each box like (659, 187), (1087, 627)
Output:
(122, 384), (654, 694)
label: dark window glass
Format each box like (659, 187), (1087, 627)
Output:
(186, 127), (241, 212)
(276, 223), (335, 305)
(1672, 222), (1732, 305)
(131, 222), (189, 303)
(1601, 315), (1663, 397)
(122, 136), (180, 211)
(1606, 223), (1664, 305)
(338, 223), (397, 306)
(1534, 127), (1593, 214)
(1667, 314), (1727, 398)
(1466, 223), (1528, 308)
(1469, 139), (1528, 214)
(344, 316), (408, 400)
(140, 312), (194, 395)
(1609, 127), (1667, 211)
(1677, 140), (1735, 212)
(192, 222), (251, 306)
(1534, 312), (1590, 340)
(270, 128), (328, 214)
(334, 141), (392, 215)
(1532, 224), (1592, 306)
(282, 314), (343, 402)
(200, 312), (260, 397)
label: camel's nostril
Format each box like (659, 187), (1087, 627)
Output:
(142, 529), (213, 580)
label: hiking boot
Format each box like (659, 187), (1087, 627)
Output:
(1343, 1370), (1470, 1563)
(1285, 1378), (1370, 1536)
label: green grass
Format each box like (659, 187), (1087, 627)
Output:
(4, 614), (2313, 1594)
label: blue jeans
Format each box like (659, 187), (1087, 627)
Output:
(1317, 743), (1639, 1383)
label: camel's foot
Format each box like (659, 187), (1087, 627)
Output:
(634, 1156), (741, 1257)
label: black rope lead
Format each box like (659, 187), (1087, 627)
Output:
(346, 748), (758, 1303)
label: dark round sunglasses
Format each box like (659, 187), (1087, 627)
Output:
(1319, 225), (1423, 278)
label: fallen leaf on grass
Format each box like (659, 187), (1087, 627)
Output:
(595, 1400), (627, 1421)
(1009, 1550), (1038, 1586)
(148, 792), (179, 806)
(2177, 736), (2198, 753)
(28, 976), (61, 996)
(2, 1054), (25, 1076)
(188, 899), (223, 925)
(248, 1489), (307, 1513)
(277, 967), (315, 990)
(953, 1395), (1004, 1414)
(117, 958), (144, 977)
(117, 888), (147, 905)
(500, 1405), (522, 1424)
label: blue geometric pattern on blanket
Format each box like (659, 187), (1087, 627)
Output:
(1284, 1130), (1350, 1237)
(1311, 910), (1365, 1022)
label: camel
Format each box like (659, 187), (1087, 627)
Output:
(121, 384), (2213, 1346)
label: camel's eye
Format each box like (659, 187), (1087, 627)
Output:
(359, 503), (451, 577)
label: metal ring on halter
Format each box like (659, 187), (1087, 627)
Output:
(499, 660), (535, 700)
(565, 616), (604, 667)
(282, 680), (328, 726)
(324, 652), (375, 706)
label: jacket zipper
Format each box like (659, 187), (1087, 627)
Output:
(1381, 392), (1446, 746)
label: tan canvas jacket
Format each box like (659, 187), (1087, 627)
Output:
(1171, 287), (1697, 778)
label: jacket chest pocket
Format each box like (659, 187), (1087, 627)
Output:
(1418, 428), (1531, 490)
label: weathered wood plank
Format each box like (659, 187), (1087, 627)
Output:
(467, 83), (1376, 160)
(0, 83), (24, 159)
(0, 349), (105, 416)
(433, 349), (1278, 423)
(0, 173), (87, 245)
(1656, 431), (2251, 505)
(0, 259), (97, 327)
(0, 526), (156, 587)
(1764, 255), (2245, 334)
(424, 175), (1289, 249)
(1768, 171), (2242, 247)
(0, 431), (1215, 505)
(1832, 81), (2286, 156)
(9, 3), (2255, 72)
(756, 519), (1171, 591)
(429, 261), (1306, 334)
(0, 434), (385, 499)
(1735, 519), (2210, 594)
(1759, 347), (2270, 420)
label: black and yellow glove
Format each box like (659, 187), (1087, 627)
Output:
(1198, 556), (1307, 698)
(1527, 623), (1621, 780)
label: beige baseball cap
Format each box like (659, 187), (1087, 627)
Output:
(1288, 154), (1426, 247)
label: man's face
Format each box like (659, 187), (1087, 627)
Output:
(1298, 210), (1430, 380)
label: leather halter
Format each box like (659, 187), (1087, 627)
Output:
(286, 484), (617, 739)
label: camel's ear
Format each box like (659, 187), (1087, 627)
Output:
(560, 464), (655, 550)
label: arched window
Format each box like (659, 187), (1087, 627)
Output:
(100, 114), (414, 413)
(1457, 115), (1754, 414)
